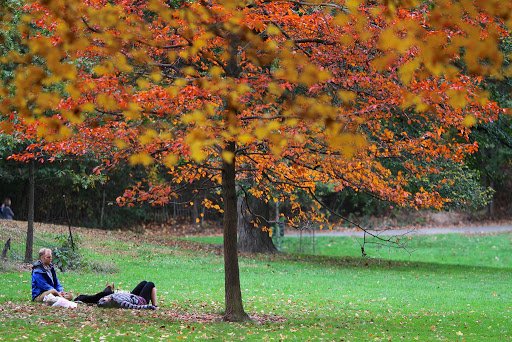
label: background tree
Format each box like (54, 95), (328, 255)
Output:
(468, 37), (512, 218)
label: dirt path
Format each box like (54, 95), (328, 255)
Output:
(285, 224), (512, 237)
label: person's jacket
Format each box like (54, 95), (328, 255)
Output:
(31, 260), (64, 300)
(0, 204), (14, 220)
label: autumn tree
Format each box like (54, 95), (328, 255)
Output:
(1, 0), (510, 321)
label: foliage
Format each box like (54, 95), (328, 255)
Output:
(0, 0), (24, 83)
(407, 161), (494, 211)
(0, 0), (508, 214)
(50, 233), (81, 271)
(466, 37), (512, 216)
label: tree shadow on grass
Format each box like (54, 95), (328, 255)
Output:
(255, 252), (512, 274)
(167, 238), (511, 275)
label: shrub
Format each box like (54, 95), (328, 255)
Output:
(51, 234), (82, 272)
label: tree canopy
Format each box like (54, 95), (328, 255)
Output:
(0, 0), (510, 321)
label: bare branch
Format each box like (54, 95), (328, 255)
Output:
(294, 38), (336, 45)
(263, 0), (349, 13)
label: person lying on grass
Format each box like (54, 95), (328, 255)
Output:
(77, 280), (158, 310)
(32, 248), (73, 302)
(73, 282), (115, 304)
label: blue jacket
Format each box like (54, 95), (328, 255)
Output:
(31, 260), (64, 300)
(0, 204), (14, 220)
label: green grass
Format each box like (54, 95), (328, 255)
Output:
(187, 233), (512, 268)
(1, 231), (511, 341)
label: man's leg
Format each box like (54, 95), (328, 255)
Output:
(34, 290), (53, 302)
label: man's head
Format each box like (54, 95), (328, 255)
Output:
(39, 248), (52, 266)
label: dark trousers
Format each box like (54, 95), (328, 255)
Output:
(74, 286), (114, 304)
(131, 280), (155, 304)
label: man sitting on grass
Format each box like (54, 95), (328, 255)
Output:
(31, 248), (73, 302)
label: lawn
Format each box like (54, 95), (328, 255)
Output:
(1, 227), (511, 341)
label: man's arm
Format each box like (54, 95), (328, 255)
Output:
(54, 277), (64, 293)
(5, 207), (13, 218)
(52, 268), (64, 293)
(32, 273), (59, 295)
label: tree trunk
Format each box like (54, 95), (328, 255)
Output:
(488, 179), (495, 218)
(222, 142), (249, 322)
(238, 195), (278, 254)
(2, 238), (11, 261)
(100, 187), (106, 228)
(192, 197), (200, 226)
(24, 160), (35, 263)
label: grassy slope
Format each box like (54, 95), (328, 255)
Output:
(1, 228), (511, 341)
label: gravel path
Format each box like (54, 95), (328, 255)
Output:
(285, 224), (512, 237)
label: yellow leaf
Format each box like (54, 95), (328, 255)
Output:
(129, 153), (153, 166)
(114, 139), (127, 149)
(222, 151), (235, 163)
(61, 110), (83, 124)
(371, 53), (396, 71)
(96, 93), (118, 111)
(334, 13), (350, 26)
(255, 126), (269, 139)
(139, 129), (158, 145)
(267, 82), (283, 96)
(81, 102), (95, 112)
(93, 64), (110, 76)
(238, 133), (253, 144)
(182, 66), (196, 76)
(447, 89), (467, 109)
(163, 154), (178, 167)
(398, 58), (420, 85)
(150, 71), (162, 82)
(266, 24), (280, 36)
(123, 102), (142, 120)
(345, 0), (361, 12)
(136, 78), (151, 90)
(337, 90), (356, 103)
(174, 78), (188, 87)
(113, 53), (133, 73)
(267, 120), (280, 131)
(462, 114), (477, 127)
(65, 84), (81, 99)
(59, 125), (72, 139)
(209, 66), (224, 77)
(166, 86), (179, 97)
